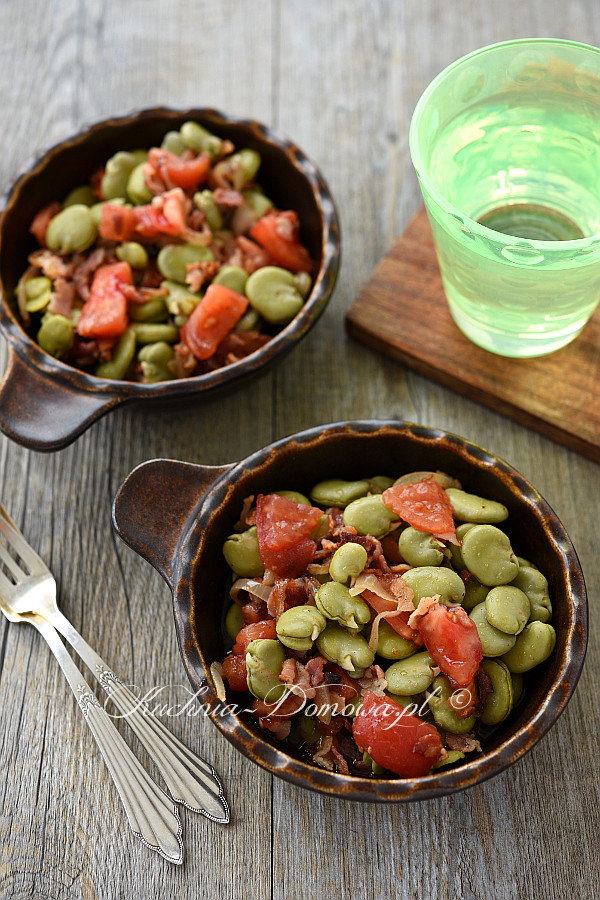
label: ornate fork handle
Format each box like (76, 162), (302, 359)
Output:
(31, 614), (183, 864)
(50, 609), (229, 823)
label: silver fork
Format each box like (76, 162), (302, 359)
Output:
(0, 507), (229, 843)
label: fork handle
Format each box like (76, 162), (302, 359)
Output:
(30, 615), (184, 864)
(49, 608), (229, 823)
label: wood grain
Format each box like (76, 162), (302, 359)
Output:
(0, 1), (599, 899)
(346, 208), (600, 462)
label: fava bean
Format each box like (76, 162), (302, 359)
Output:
(462, 576), (489, 612)
(433, 750), (465, 769)
(485, 586), (530, 635)
(511, 565), (552, 623)
(310, 478), (369, 509)
(385, 652), (436, 695)
(479, 659), (513, 725)
(470, 602), (517, 657)
(449, 522), (476, 569)
(245, 639), (287, 701)
(398, 527), (445, 567)
(193, 190), (224, 231)
(329, 542), (368, 584)
(511, 672), (524, 703)
(394, 471), (461, 489)
(298, 713), (320, 745)
(157, 243), (214, 284)
(37, 313), (74, 358)
(138, 341), (176, 383)
(131, 322), (179, 344)
(161, 130), (186, 155)
(427, 675), (476, 733)
(246, 266), (304, 324)
(95, 328), (136, 379)
(180, 121), (224, 158)
(401, 566), (466, 606)
(126, 162), (153, 205)
(213, 149), (261, 188)
(24, 276), (52, 313)
(315, 623), (374, 677)
(213, 264), (248, 294)
(461, 524), (519, 586)
(371, 620), (417, 661)
(445, 488), (509, 524)
(343, 495), (397, 538)
(315, 581), (371, 631)
(225, 603), (245, 641)
(116, 241), (149, 269)
(129, 297), (168, 322)
(500, 622), (556, 673)
(276, 605), (327, 651)
(236, 308), (262, 331)
(162, 280), (201, 317)
(101, 149), (147, 200)
(222, 526), (264, 577)
(242, 187), (274, 217)
(46, 204), (98, 253)
(516, 556), (537, 569)
(367, 476), (395, 494)
(273, 490), (311, 505)
(63, 185), (95, 207)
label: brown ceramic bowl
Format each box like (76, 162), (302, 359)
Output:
(112, 420), (587, 802)
(0, 107), (340, 451)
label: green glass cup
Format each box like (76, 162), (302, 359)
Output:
(409, 39), (600, 358)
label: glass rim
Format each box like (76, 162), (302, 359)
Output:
(409, 38), (600, 249)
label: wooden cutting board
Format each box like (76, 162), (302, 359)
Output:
(346, 208), (600, 463)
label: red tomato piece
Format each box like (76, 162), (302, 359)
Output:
(353, 691), (443, 777)
(255, 494), (324, 578)
(232, 620), (277, 655)
(77, 262), (132, 339)
(221, 653), (248, 692)
(99, 204), (137, 242)
(361, 591), (422, 644)
(180, 284), (248, 360)
(416, 603), (483, 687)
(383, 479), (456, 541)
(250, 211), (312, 273)
(148, 148), (211, 190)
(30, 202), (61, 246)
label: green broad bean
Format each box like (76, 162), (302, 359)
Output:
(180, 121), (224, 158)
(516, 556), (537, 569)
(129, 298), (168, 322)
(385, 652), (436, 695)
(310, 478), (370, 508)
(462, 577), (489, 612)
(367, 476), (395, 494)
(298, 714), (320, 745)
(294, 271), (312, 299)
(126, 162), (152, 204)
(225, 603), (245, 641)
(101, 149), (147, 200)
(485, 586), (530, 635)
(246, 266), (304, 324)
(449, 522), (477, 570)
(273, 490), (311, 505)
(511, 672), (523, 703)
(371, 620), (417, 661)
(157, 243), (214, 284)
(500, 622), (556, 673)
(213, 264), (248, 294)
(470, 602), (517, 657)
(162, 280), (201, 316)
(394, 470), (461, 489)
(276, 605), (327, 651)
(222, 526), (264, 577)
(427, 675), (477, 733)
(315, 581), (371, 631)
(343, 495), (397, 538)
(131, 322), (179, 344)
(236, 308), (262, 331)
(479, 659), (514, 725)
(245, 639), (287, 701)
(461, 524), (519, 586)
(329, 542), (368, 584)
(193, 190), (224, 231)
(37, 314), (74, 358)
(161, 130), (187, 155)
(433, 750), (465, 769)
(445, 488), (509, 524)
(24, 276), (52, 313)
(398, 527), (445, 566)
(384, 692), (418, 710)
(401, 566), (466, 605)
(213, 149), (261, 188)
(511, 565), (552, 623)
(116, 241), (149, 269)
(315, 623), (374, 677)
(95, 328), (136, 379)
(63, 185), (95, 207)
(242, 187), (274, 217)
(138, 341), (176, 383)
(46, 204), (98, 253)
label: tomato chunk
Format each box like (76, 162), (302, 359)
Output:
(99, 204), (137, 242)
(416, 603), (482, 687)
(255, 494), (323, 578)
(148, 148), (211, 190)
(250, 211), (312, 273)
(77, 262), (132, 339)
(30, 202), (61, 246)
(221, 653), (248, 692)
(232, 620), (277, 655)
(180, 284), (248, 360)
(383, 479), (456, 541)
(353, 691), (443, 777)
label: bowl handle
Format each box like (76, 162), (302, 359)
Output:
(112, 458), (232, 587)
(0, 348), (122, 451)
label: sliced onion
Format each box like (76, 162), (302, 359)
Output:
(209, 662), (227, 702)
(229, 577), (272, 605)
(368, 609), (410, 652)
(349, 573), (396, 602)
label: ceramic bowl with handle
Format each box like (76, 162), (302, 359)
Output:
(112, 420), (587, 802)
(0, 107), (340, 451)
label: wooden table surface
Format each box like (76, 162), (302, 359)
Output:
(0, 2), (598, 898)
